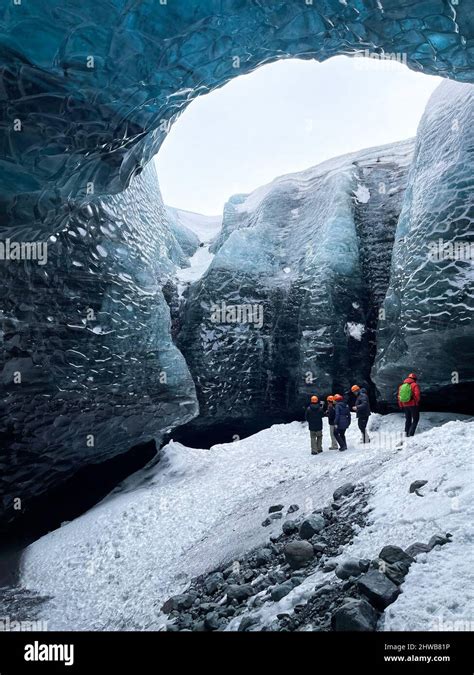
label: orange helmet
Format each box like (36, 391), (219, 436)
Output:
(334, 394), (343, 401)
(310, 395), (319, 403)
(408, 373), (417, 380)
(351, 385), (360, 392)
(327, 395), (334, 401)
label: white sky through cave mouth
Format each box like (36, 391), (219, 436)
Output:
(155, 55), (441, 216)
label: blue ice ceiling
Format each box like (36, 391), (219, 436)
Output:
(0, 0), (473, 222)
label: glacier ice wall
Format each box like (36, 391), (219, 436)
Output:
(178, 141), (413, 432)
(0, 0), (473, 530)
(372, 80), (474, 406)
(0, 162), (197, 532)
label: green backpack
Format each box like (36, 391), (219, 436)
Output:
(399, 382), (412, 403)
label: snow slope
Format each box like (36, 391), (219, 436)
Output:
(20, 412), (473, 631)
(165, 206), (222, 245)
(166, 206), (223, 294)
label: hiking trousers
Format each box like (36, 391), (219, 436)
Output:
(329, 424), (338, 449)
(358, 417), (370, 443)
(310, 430), (323, 454)
(334, 428), (347, 451)
(404, 406), (420, 436)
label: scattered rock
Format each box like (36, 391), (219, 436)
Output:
(238, 616), (257, 632)
(359, 559), (371, 573)
(226, 584), (254, 603)
(165, 593), (196, 612)
(379, 545), (414, 565)
(331, 598), (378, 631)
(254, 548), (272, 566)
(271, 581), (294, 602)
(383, 560), (412, 586)
(358, 570), (400, 610)
(284, 540), (315, 570)
(409, 480), (428, 494)
(269, 504), (284, 514)
(204, 572), (224, 594)
(405, 542), (431, 558)
(428, 533), (451, 549)
(322, 559), (338, 573)
(312, 542), (327, 554)
(333, 483), (355, 501)
(287, 504), (299, 514)
(282, 519), (299, 535)
(204, 612), (220, 630)
(268, 570), (286, 584)
(299, 515), (325, 540)
(335, 558), (362, 580)
(262, 512), (283, 526)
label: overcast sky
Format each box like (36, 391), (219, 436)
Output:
(155, 55), (441, 216)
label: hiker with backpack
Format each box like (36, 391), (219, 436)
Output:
(333, 394), (351, 451)
(398, 373), (421, 436)
(305, 395), (325, 455)
(351, 385), (371, 443)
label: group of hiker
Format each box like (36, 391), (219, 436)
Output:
(305, 373), (421, 455)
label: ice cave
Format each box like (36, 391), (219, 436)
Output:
(0, 1), (473, 637)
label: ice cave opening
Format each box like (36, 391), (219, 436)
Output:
(0, 0), (472, 555)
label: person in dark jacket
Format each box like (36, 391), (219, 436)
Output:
(325, 395), (338, 449)
(333, 394), (351, 451)
(305, 395), (324, 454)
(398, 373), (421, 436)
(351, 385), (371, 443)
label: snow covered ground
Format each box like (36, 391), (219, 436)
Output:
(19, 412), (473, 631)
(167, 205), (222, 294)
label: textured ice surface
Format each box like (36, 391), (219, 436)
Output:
(0, 0), (473, 220)
(0, 162), (197, 530)
(179, 140), (414, 429)
(373, 80), (474, 405)
(1, 0), (473, 530)
(20, 412), (473, 631)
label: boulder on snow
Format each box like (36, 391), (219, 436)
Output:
(358, 570), (400, 610)
(383, 560), (412, 586)
(333, 483), (355, 501)
(287, 504), (299, 514)
(269, 504), (284, 513)
(271, 581), (294, 602)
(428, 533), (452, 549)
(162, 592), (196, 612)
(282, 519), (299, 535)
(284, 540), (315, 570)
(359, 559), (371, 573)
(331, 598), (378, 631)
(335, 558), (362, 580)
(262, 512), (283, 526)
(226, 584), (254, 603)
(299, 515), (325, 540)
(379, 545), (414, 565)
(405, 542), (431, 558)
(409, 479), (428, 493)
